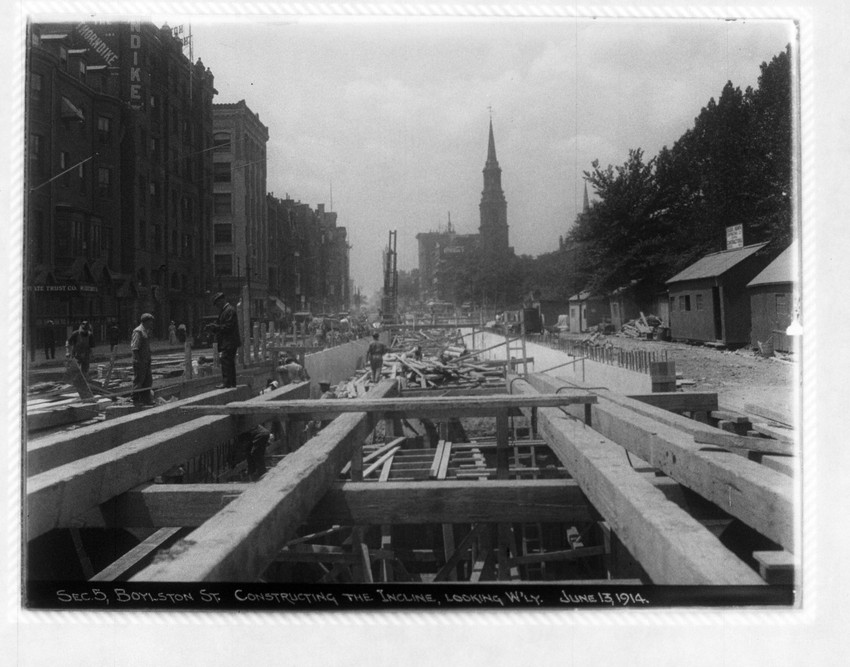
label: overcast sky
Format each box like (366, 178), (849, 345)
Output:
(187, 17), (793, 297)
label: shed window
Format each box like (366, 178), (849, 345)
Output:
(776, 294), (789, 316)
(684, 295), (691, 311)
(695, 294), (704, 311)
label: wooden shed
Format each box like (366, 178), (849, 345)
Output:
(665, 242), (773, 347)
(747, 241), (798, 353)
(568, 290), (608, 333)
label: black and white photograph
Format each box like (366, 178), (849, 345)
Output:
(4, 0), (848, 664)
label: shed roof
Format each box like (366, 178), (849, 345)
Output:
(747, 241), (797, 288)
(666, 242), (768, 284)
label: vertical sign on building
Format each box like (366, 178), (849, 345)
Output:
(726, 224), (744, 250)
(128, 22), (143, 109)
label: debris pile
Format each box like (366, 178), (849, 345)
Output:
(618, 313), (665, 340)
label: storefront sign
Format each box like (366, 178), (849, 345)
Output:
(76, 24), (119, 66)
(29, 284), (98, 294)
(129, 22), (143, 109)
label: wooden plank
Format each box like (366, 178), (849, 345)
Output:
(509, 545), (606, 566)
(744, 403), (794, 428)
(437, 441), (453, 480)
(496, 412), (509, 480)
(27, 386), (254, 475)
(26, 383), (310, 540)
(751, 422), (795, 444)
(130, 381), (398, 582)
(694, 430), (794, 456)
(510, 380), (766, 585)
(433, 524), (483, 582)
(84, 479), (593, 529)
(753, 550), (796, 584)
(628, 392), (719, 413)
(90, 528), (183, 581)
(429, 441), (446, 479)
(181, 392), (597, 419)
(362, 447), (401, 478)
(520, 373), (795, 553)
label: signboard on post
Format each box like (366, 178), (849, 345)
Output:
(726, 224), (744, 249)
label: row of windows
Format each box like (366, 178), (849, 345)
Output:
(670, 294), (704, 312)
(137, 219), (195, 258)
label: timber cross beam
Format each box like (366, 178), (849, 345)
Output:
(180, 392), (597, 421)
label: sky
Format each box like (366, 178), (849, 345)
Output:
(182, 17), (791, 297)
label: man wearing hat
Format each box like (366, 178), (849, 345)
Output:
(131, 313), (155, 405)
(206, 292), (241, 387)
(65, 320), (94, 376)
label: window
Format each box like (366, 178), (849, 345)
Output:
(150, 181), (161, 208)
(78, 60), (86, 81)
(138, 175), (147, 209)
(214, 253), (233, 276)
(153, 224), (162, 251)
(59, 46), (68, 71)
(182, 234), (193, 259)
(97, 116), (111, 143)
(214, 224), (232, 243)
(680, 295), (691, 311)
(72, 219), (84, 254)
(213, 132), (231, 152)
(78, 163), (86, 194)
(97, 167), (111, 197)
(776, 294), (789, 316)
(213, 193), (232, 215)
(150, 137), (159, 161)
(695, 294), (704, 311)
(213, 161), (231, 183)
(30, 73), (42, 105)
(32, 210), (45, 263)
(90, 222), (102, 258)
(29, 133), (44, 177)
(139, 219), (147, 249)
(60, 152), (70, 187)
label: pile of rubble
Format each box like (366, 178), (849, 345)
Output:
(618, 313), (666, 340)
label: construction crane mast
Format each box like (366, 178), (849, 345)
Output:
(381, 230), (398, 323)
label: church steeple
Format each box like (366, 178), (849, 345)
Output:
(486, 117), (498, 167)
(479, 114), (509, 258)
(583, 182), (590, 213)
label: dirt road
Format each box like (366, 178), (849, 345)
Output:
(553, 332), (798, 416)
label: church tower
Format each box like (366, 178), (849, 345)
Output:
(478, 117), (509, 258)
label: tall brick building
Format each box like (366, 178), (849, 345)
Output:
(25, 21), (216, 344)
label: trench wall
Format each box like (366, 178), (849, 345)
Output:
(462, 330), (659, 394)
(303, 338), (373, 392)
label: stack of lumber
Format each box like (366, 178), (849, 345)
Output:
(385, 353), (506, 390)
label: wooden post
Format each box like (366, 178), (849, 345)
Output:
(240, 284), (250, 367)
(259, 323), (267, 362)
(252, 322), (260, 364)
(184, 341), (193, 380)
(496, 410), (509, 480)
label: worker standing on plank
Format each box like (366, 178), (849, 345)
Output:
(130, 313), (155, 406)
(206, 292), (241, 388)
(367, 331), (387, 383)
(65, 320), (94, 376)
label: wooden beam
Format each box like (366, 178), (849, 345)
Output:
(433, 524), (483, 582)
(509, 545), (606, 566)
(181, 392), (597, 420)
(519, 373), (795, 554)
(27, 386), (253, 475)
(26, 383), (310, 540)
(510, 380), (766, 585)
(744, 403), (794, 428)
(753, 550), (796, 584)
(693, 430), (794, 456)
(90, 528), (183, 581)
(90, 479), (591, 528)
(130, 381), (398, 582)
(627, 392), (719, 413)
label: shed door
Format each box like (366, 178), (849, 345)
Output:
(712, 287), (722, 340)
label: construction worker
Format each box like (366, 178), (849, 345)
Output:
(130, 313), (155, 406)
(207, 292), (241, 388)
(278, 356), (308, 385)
(305, 380), (337, 438)
(367, 331), (387, 383)
(65, 320), (94, 376)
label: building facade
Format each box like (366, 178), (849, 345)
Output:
(25, 21), (216, 344)
(211, 100), (269, 322)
